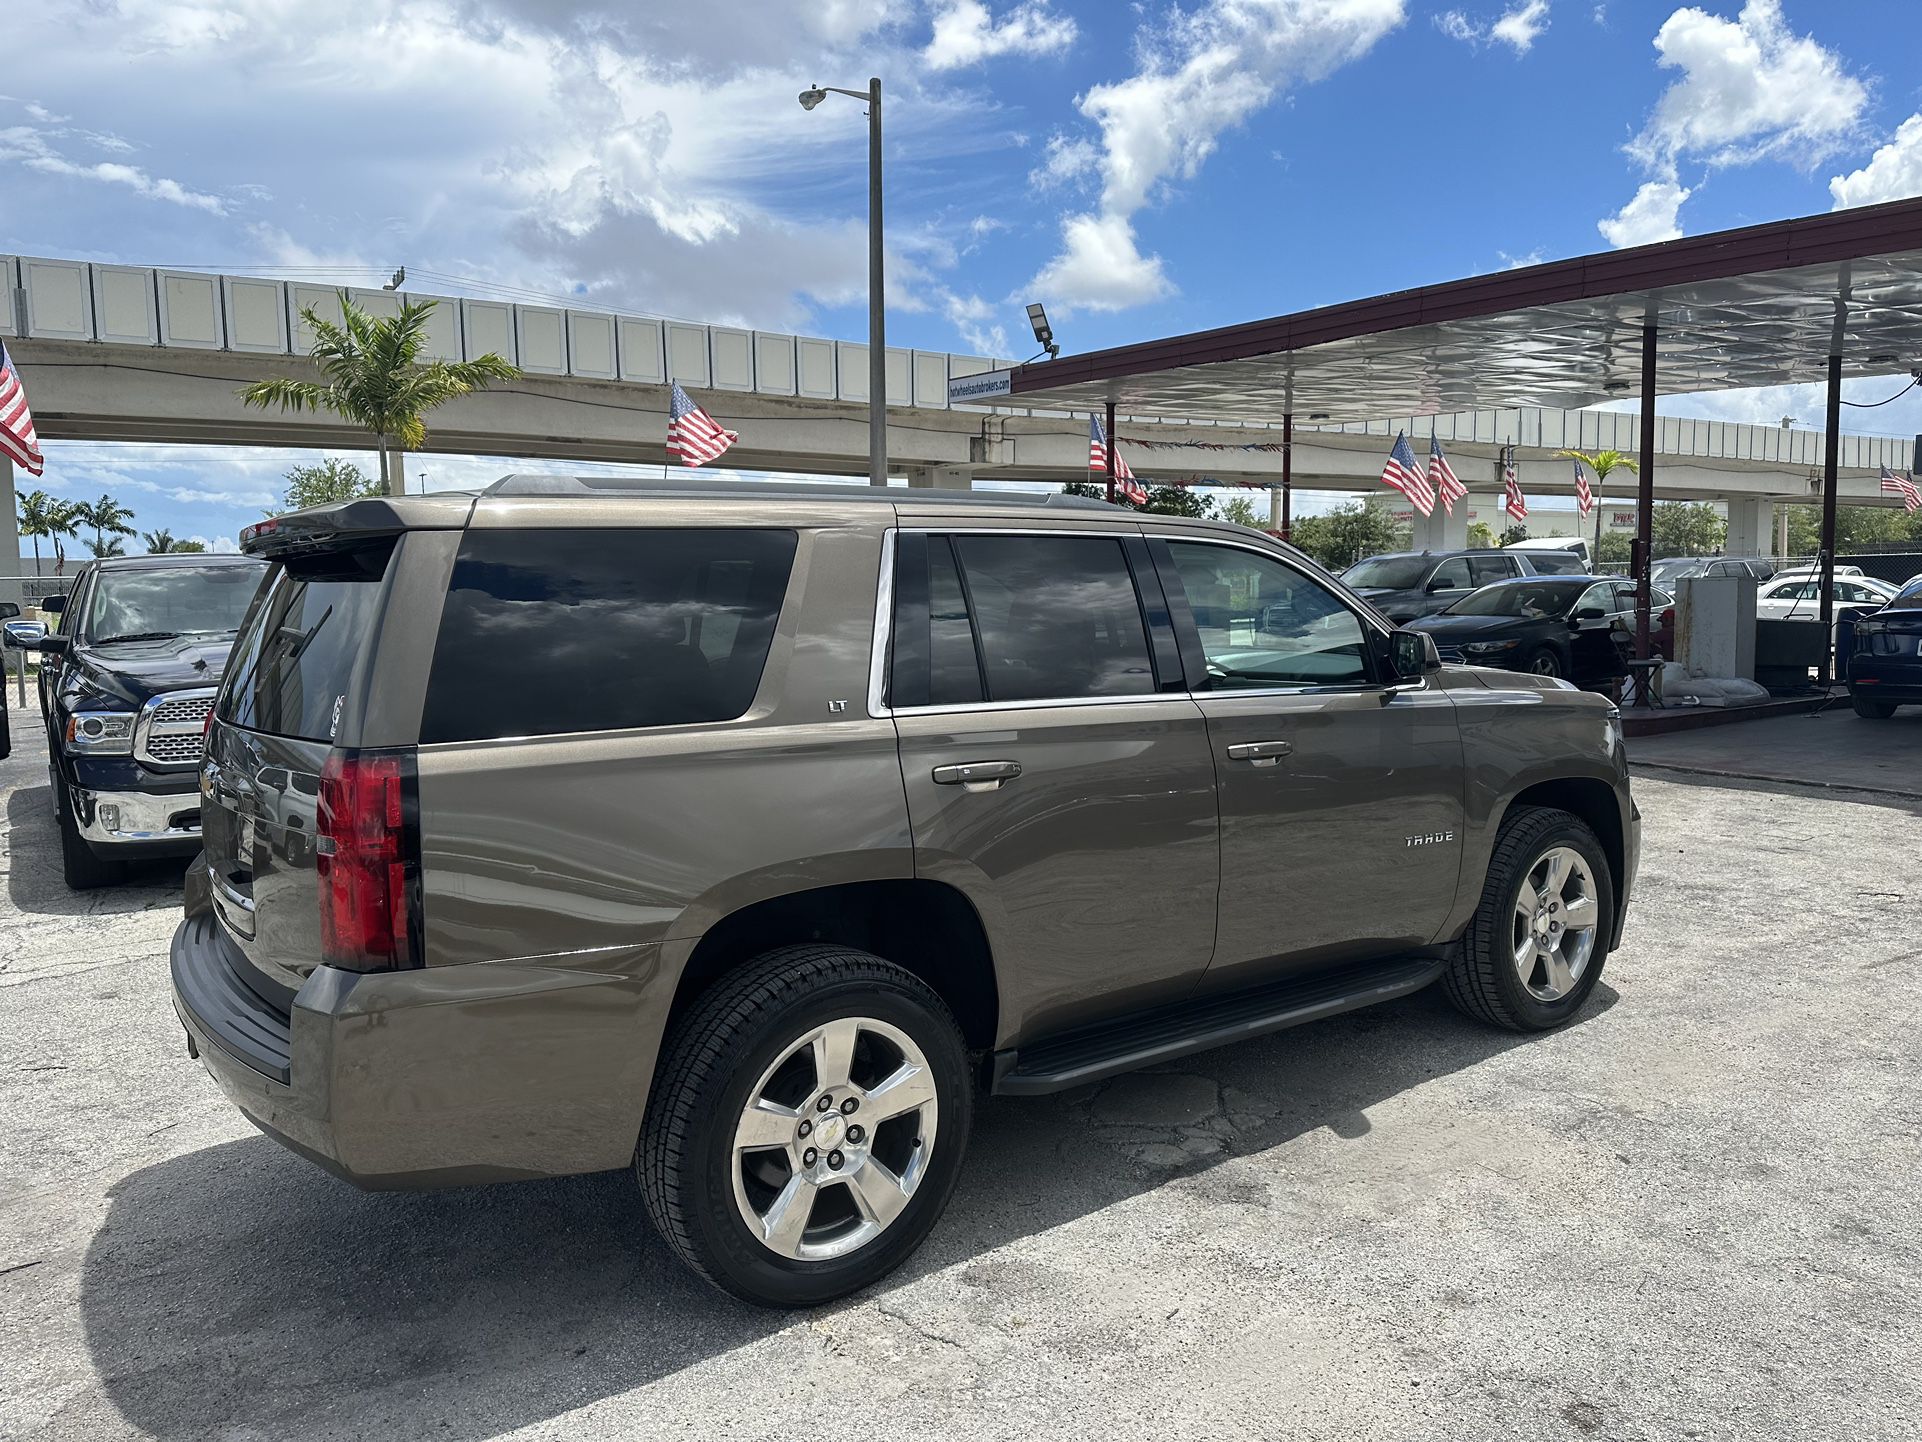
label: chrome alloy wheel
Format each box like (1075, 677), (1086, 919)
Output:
(1512, 846), (1601, 1001)
(730, 1016), (939, 1262)
(1529, 652), (1561, 677)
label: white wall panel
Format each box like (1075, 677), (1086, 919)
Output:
(416, 295), (462, 362)
(222, 277), (288, 352)
(665, 322), (710, 387)
(710, 326), (753, 391)
(885, 347), (912, 407)
(156, 270), (222, 348)
(22, 258), (92, 341)
(912, 351), (949, 410)
(288, 283), (344, 352)
(92, 265), (158, 346)
(566, 311), (617, 379)
(797, 337), (836, 399)
(0, 258), (15, 335)
(462, 300), (517, 365)
(516, 305), (567, 375)
(348, 288), (403, 320)
(836, 341), (868, 402)
(753, 332), (796, 395)
(617, 317), (664, 383)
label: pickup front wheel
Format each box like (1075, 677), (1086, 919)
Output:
(1444, 806), (1612, 1031)
(638, 945), (972, 1307)
(53, 773), (126, 891)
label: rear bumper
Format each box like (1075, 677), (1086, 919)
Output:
(1847, 656), (1922, 704)
(169, 913), (667, 1189)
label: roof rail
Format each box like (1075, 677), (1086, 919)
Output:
(482, 474), (1120, 509)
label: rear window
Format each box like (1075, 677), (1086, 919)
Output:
(1521, 551), (1587, 575)
(419, 528), (796, 743)
(218, 543), (395, 742)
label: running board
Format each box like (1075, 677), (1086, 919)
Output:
(991, 954), (1449, 1096)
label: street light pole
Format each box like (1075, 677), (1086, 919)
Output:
(802, 78), (888, 487)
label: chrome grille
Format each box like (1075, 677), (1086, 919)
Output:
(136, 689), (216, 769)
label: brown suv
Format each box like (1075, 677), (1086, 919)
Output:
(171, 477), (1639, 1307)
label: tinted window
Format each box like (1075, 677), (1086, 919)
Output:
(951, 535), (1153, 701)
(1573, 582), (1615, 614)
(219, 544), (393, 742)
(1469, 555), (1517, 585)
(1344, 555), (1431, 590)
(1447, 580), (1584, 618)
(420, 529), (795, 743)
(85, 563), (266, 644)
(927, 537), (984, 706)
(1524, 551), (1588, 576)
(1169, 542), (1369, 688)
(1429, 557), (1472, 590)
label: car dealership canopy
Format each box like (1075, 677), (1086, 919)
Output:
(1004, 197), (1922, 673)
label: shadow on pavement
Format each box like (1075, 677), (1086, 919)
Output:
(80, 982), (1616, 1440)
(1630, 762), (1922, 817)
(5, 785), (190, 916)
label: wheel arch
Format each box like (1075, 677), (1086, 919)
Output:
(1501, 776), (1625, 939)
(664, 879), (1001, 1054)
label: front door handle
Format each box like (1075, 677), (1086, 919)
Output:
(932, 760), (1022, 792)
(1226, 740), (1293, 767)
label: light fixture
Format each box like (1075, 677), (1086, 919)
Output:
(382, 266), (406, 291)
(798, 86), (827, 111)
(1025, 302), (1057, 360)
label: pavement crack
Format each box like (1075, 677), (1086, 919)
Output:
(0, 1259), (47, 1278)
(873, 1302), (968, 1351)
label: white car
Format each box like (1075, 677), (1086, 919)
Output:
(1755, 573), (1897, 621)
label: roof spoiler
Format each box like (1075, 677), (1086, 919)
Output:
(239, 495), (478, 556)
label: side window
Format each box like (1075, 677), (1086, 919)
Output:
(1610, 583), (1639, 613)
(1839, 582), (1876, 603)
(949, 535), (1155, 702)
(418, 528), (796, 743)
(1167, 542), (1371, 689)
(1467, 555), (1513, 586)
(1574, 582), (1615, 615)
(1430, 557), (1473, 590)
(926, 537), (984, 705)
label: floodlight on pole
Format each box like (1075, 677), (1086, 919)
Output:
(1026, 302), (1058, 360)
(799, 79), (888, 486)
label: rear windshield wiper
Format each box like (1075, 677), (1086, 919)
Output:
(271, 604), (333, 662)
(93, 631), (182, 645)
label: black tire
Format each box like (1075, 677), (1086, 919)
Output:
(1851, 692), (1898, 719)
(54, 772), (126, 891)
(1443, 806), (1612, 1032)
(1519, 646), (1563, 679)
(638, 945), (973, 1308)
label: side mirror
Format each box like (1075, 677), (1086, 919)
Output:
(1390, 628), (1441, 679)
(1425, 578), (1453, 594)
(1570, 607), (1607, 625)
(40, 595), (65, 616)
(26, 635), (68, 655)
(0, 603), (18, 620)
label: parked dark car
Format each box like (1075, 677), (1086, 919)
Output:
(172, 479), (1639, 1308)
(1845, 576), (1922, 717)
(30, 553), (268, 887)
(1343, 548), (1549, 624)
(1405, 576), (1675, 681)
(1649, 555), (1773, 587)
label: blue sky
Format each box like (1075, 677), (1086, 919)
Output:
(7, 0), (1922, 549)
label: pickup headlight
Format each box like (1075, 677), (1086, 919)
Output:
(65, 711), (135, 755)
(1463, 638), (1521, 653)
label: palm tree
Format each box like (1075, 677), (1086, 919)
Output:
(1555, 448), (1640, 560)
(143, 528), (179, 553)
(45, 498), (82, 575)
(239, 294), (519, 496)
(18, 490), (56, 576)
(78, 494), (137, 556)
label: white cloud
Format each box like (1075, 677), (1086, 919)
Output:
(1830, 114), (1922, 211)
(924, 0), (1076, 70)
(1031, 0), (1406, 312)
(941, 291), (1008, 355)
(1434, 10), (1478, 42)
(1490, 0), (1550, 53)
(1029, 133), (1098, 188)
(2, 121), (226, 214)
(1597, 179), (1691, 247)
(1630, 0), (1867, 171)
(1499, 248), (1545, 268)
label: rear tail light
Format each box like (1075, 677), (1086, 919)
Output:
(316, 747), (423, 971)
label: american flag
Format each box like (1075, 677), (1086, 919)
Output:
(1428, 431), (1465, 514)
(1089, 416), (1148, 503)
(1379, 431), (1435, 517)
(1503, 456), (1528, 521)
(666, 382), (738, 467)
(1879, 464), (1921, 513)
(0, 341), (45, 477)
(1574, 460), (1594, 517)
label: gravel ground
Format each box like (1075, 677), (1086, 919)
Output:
(2, 702), (1918, 1442)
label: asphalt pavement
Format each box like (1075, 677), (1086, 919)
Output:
(3, 701), (1918, 1441)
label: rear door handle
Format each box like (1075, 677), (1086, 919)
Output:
(1226, 740), (1293, 767)
(932, 760), (1022, 791)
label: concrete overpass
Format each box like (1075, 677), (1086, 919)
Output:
(4, 252), (1915, 565)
